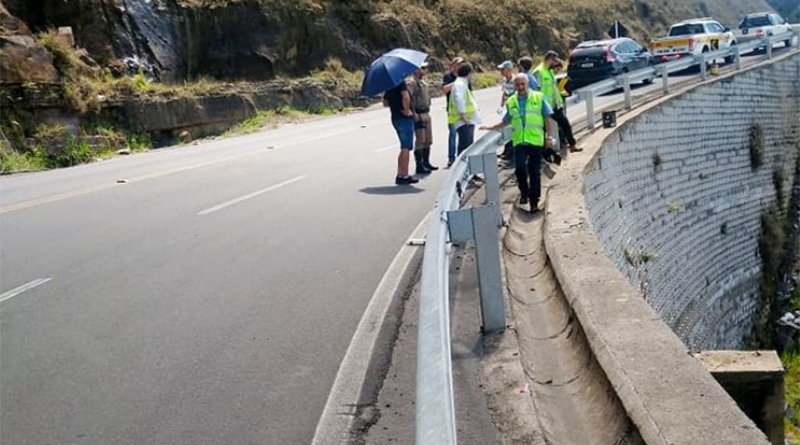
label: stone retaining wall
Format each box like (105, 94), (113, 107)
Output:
(584, 53), (800, 349)
(543, 51), (800, 445)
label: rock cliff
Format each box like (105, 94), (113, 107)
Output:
(1, 0), (775, 82)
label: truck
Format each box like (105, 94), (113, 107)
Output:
(736, 12), (794, 50)
(649, 18), (737, 64)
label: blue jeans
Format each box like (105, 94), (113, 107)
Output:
(392, 117), (415, 150)
(448, 124), (457, 161)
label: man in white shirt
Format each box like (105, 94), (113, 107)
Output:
(448, 63), (481, 162)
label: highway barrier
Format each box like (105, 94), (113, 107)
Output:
(414, 28), (798, 445)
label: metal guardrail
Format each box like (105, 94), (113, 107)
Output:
(416, 129), (509, 445)
(414, 27), (798, 445)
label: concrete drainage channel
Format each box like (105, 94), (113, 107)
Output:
(500, 171), (643, 445)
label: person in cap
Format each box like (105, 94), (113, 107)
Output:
(442, 57), (464, 167)
(517, 56), (540, 92)
(497, 60), (516, 161)
(407, 61), (438, 174)
(383, 79), (419, 185)
(534, 50), (580, 152)
(448, 63), (481, 160)
(481, 73), (556, 213)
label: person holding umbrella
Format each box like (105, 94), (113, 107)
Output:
(362, 48), (428, 185)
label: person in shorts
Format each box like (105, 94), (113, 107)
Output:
(383, 80), (419, 185)
(407, 62), (438, 175)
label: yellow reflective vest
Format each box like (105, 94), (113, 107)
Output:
(447, 82), (477, 125)
(506, 92), (545, 147)
(533, 63), (563, 109)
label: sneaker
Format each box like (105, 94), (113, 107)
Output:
(519, 196), (529, 206)
(416, 164), (431, 175)
(569, 145), (583, 153)
(396, 175), (420, 185)
(447, 157), (455, 168)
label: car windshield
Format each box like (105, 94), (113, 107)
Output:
(740, 16), (771, 28)
(669, 24), (705, 36)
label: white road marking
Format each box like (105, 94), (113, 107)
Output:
(0, 278), (52, 304)
(373, 145), (397, 154)
(311, 213), (429, 445)
(198, 175), (308, 216)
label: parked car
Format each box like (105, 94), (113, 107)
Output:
(567, 38), (654, 91)
(737, 12), (794, 49)
(650, 18), (737, 64)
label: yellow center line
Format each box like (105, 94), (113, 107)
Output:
(0, 150), (264, 216)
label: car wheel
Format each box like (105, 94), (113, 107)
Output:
(724, 43), (736, 65)
(642, 76), (654, 85)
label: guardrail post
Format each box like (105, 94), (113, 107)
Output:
(585, 90), (595, 130)
(660, 64), (670, 94)
(766, 37), (773, 59)
(468, 152), (502, 225)
(733, 45), (741, 70)
(448, 206), (506, 333)
(699, 54), (707, 80)
(622, 74), (632, 110)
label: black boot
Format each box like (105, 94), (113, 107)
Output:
(423, 148), (439, 171)
(415, 152), (431, 175)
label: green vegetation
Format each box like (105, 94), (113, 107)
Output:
(774, 168), (787, 209)
(0, 123), (152, 173)
(753, 206), (786, 348)
(766, 0), (800, 23)
(750, 123), (765, 170)
(310, 58), (362, 92)
(472, 71), (500, 89)
(784, 350), (800, 444)
(223, 105), (344, 137)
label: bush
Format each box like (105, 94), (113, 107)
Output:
(472, 71), (500, 89)
(749, 123), (765, 170)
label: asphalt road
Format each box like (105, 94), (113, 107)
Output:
(0, 46), (789, 445)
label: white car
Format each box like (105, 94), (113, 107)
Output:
(738, 12), (794, 49)
(650, 18), (737, 64)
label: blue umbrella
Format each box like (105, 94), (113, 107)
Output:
(361, 48), (428, 97)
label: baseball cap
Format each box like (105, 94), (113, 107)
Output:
(451, 57), (465, 65)
(497, 60), (514, 70)
(420, 61), (429, 68)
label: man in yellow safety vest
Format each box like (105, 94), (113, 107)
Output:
(447, 63), (481, 166)
(482, 73), (556, 213)
(534, 50), (580, 152)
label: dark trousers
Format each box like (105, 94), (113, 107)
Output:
(515, 143), (543, 203)
(552, 108), (576, 147)
(456, 124), (475, 155)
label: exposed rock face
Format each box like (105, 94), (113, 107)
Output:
(2, 0), (775, 83)
(0, 4), (58, 83)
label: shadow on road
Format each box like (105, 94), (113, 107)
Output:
(359, 186), (425, 195)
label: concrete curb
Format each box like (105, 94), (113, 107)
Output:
(539, 52), (800, 445)
(311, 215), (428, 445)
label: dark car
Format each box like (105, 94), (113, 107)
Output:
(567, 38), (654, 91)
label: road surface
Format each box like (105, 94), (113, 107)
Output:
(0, 47), (785, 445)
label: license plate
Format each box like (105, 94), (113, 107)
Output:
(581, 62), (594, 68)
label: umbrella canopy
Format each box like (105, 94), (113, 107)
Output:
(361, 48), (428, 97)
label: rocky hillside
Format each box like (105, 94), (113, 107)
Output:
(2, 0), (774, 82)
(766, 0), (800, 22)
